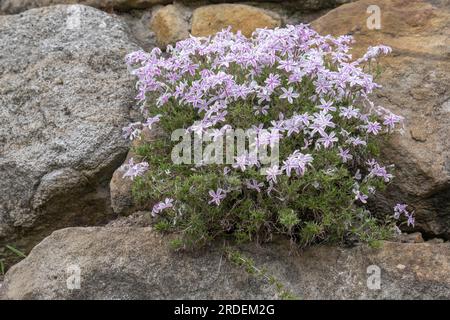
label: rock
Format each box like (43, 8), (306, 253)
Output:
(284, 0), (354, 11)
(106, 211), (152, 227)
(1, 227), (450, 299)
(0, 0), (170, 14)
(118, 9), (157, 51)
(150, 4), (190, 48)
(311, 0), (450, 238)
(427, 238), (445, 244)
(0, 1), (355, 15)
(397, 232), (424, 244)
(110, 127), (161, 215)
(181, 1), (353, 12)
(110, 164), (137, 216)
(252, 3), (331, 26)
(191, 4), (281, 38)
(0, 5), (142, 255)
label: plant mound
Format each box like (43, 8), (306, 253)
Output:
(123, 25), (412, 249)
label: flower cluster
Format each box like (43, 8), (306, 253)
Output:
(122, 158), (149, 180)
(124, 25), (410, 247)
(394, 204), (415, 227)
(122, 115), (161, 140)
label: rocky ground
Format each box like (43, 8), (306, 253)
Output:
(1, 227), (449, 299)
(0, 0), (449, 299)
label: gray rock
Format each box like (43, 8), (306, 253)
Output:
(0, 5), (141, 254)
(1, 227), (449, 299)
(106, 211), (152, 227)
(396, 232), (424, 244)
(0, 0), (170, 14)
(427, 238), (445, 244)
(117, 9), (157, 51)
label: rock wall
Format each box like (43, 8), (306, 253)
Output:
(0, 0), (353, 15)
(1, 0), (449, 300)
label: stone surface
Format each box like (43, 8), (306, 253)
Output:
(0, 0), (354, 15)
(1, 227), (450, 299)
(150, 4), (190, 48)
(106, 211), (152, 227)
(427, 238), (445, 244)
(312, 0), (450, 238)
(191, 4), (281, 37)
(0, 5), (141, 254)
(397, 232), (424, 244)
(118, 9), (157, 51)
(0, 0), (171, 14)
(110, 127), (161, 215)
(110, 161), (137, 216)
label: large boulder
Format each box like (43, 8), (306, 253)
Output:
(0, 5), (141, 254)
(1, 226), (449, 299)
(312, 0), (450, 238)
(191, 4), (282, 38)
(0, 0), (170, 14)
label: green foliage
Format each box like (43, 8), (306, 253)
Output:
(278, 209), (299, 230)
(5, 245), (26, 258)
(0, 245), (27, 275)
(226, 248), (299, 300)
(132, 128), (394, 248)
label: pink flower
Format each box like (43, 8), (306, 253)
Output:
(393, 204), (414, 226)
(245, 179), (264, 193)
(266, 165), (282, 183)
(122, 158), (149, 180)
(280, 87), (300, 104)
(264, 73), (281, 91)
(208, 188), (227, 206)
(354, 190), (368, 204)
(318, 131), (338, 148)
(366, 121), (382, 135)
(318, 99), (336, 112)
(152, 198), (174, 216)
(339, 106), (359, 119)
(338, 147), (353, 163)
(122, 122), (142, 140)
(282, 150), (313, 177)
(144, 114), (161, 130)
(383, 113), (403, 129)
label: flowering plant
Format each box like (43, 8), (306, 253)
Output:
(124, 25), (412, 248)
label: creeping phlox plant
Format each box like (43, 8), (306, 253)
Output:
(123, 25), (413, 248)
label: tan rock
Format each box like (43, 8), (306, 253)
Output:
(312, 0), (450, 238)
(150, 4), (190, 48)
(191, 4), (281, 38)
